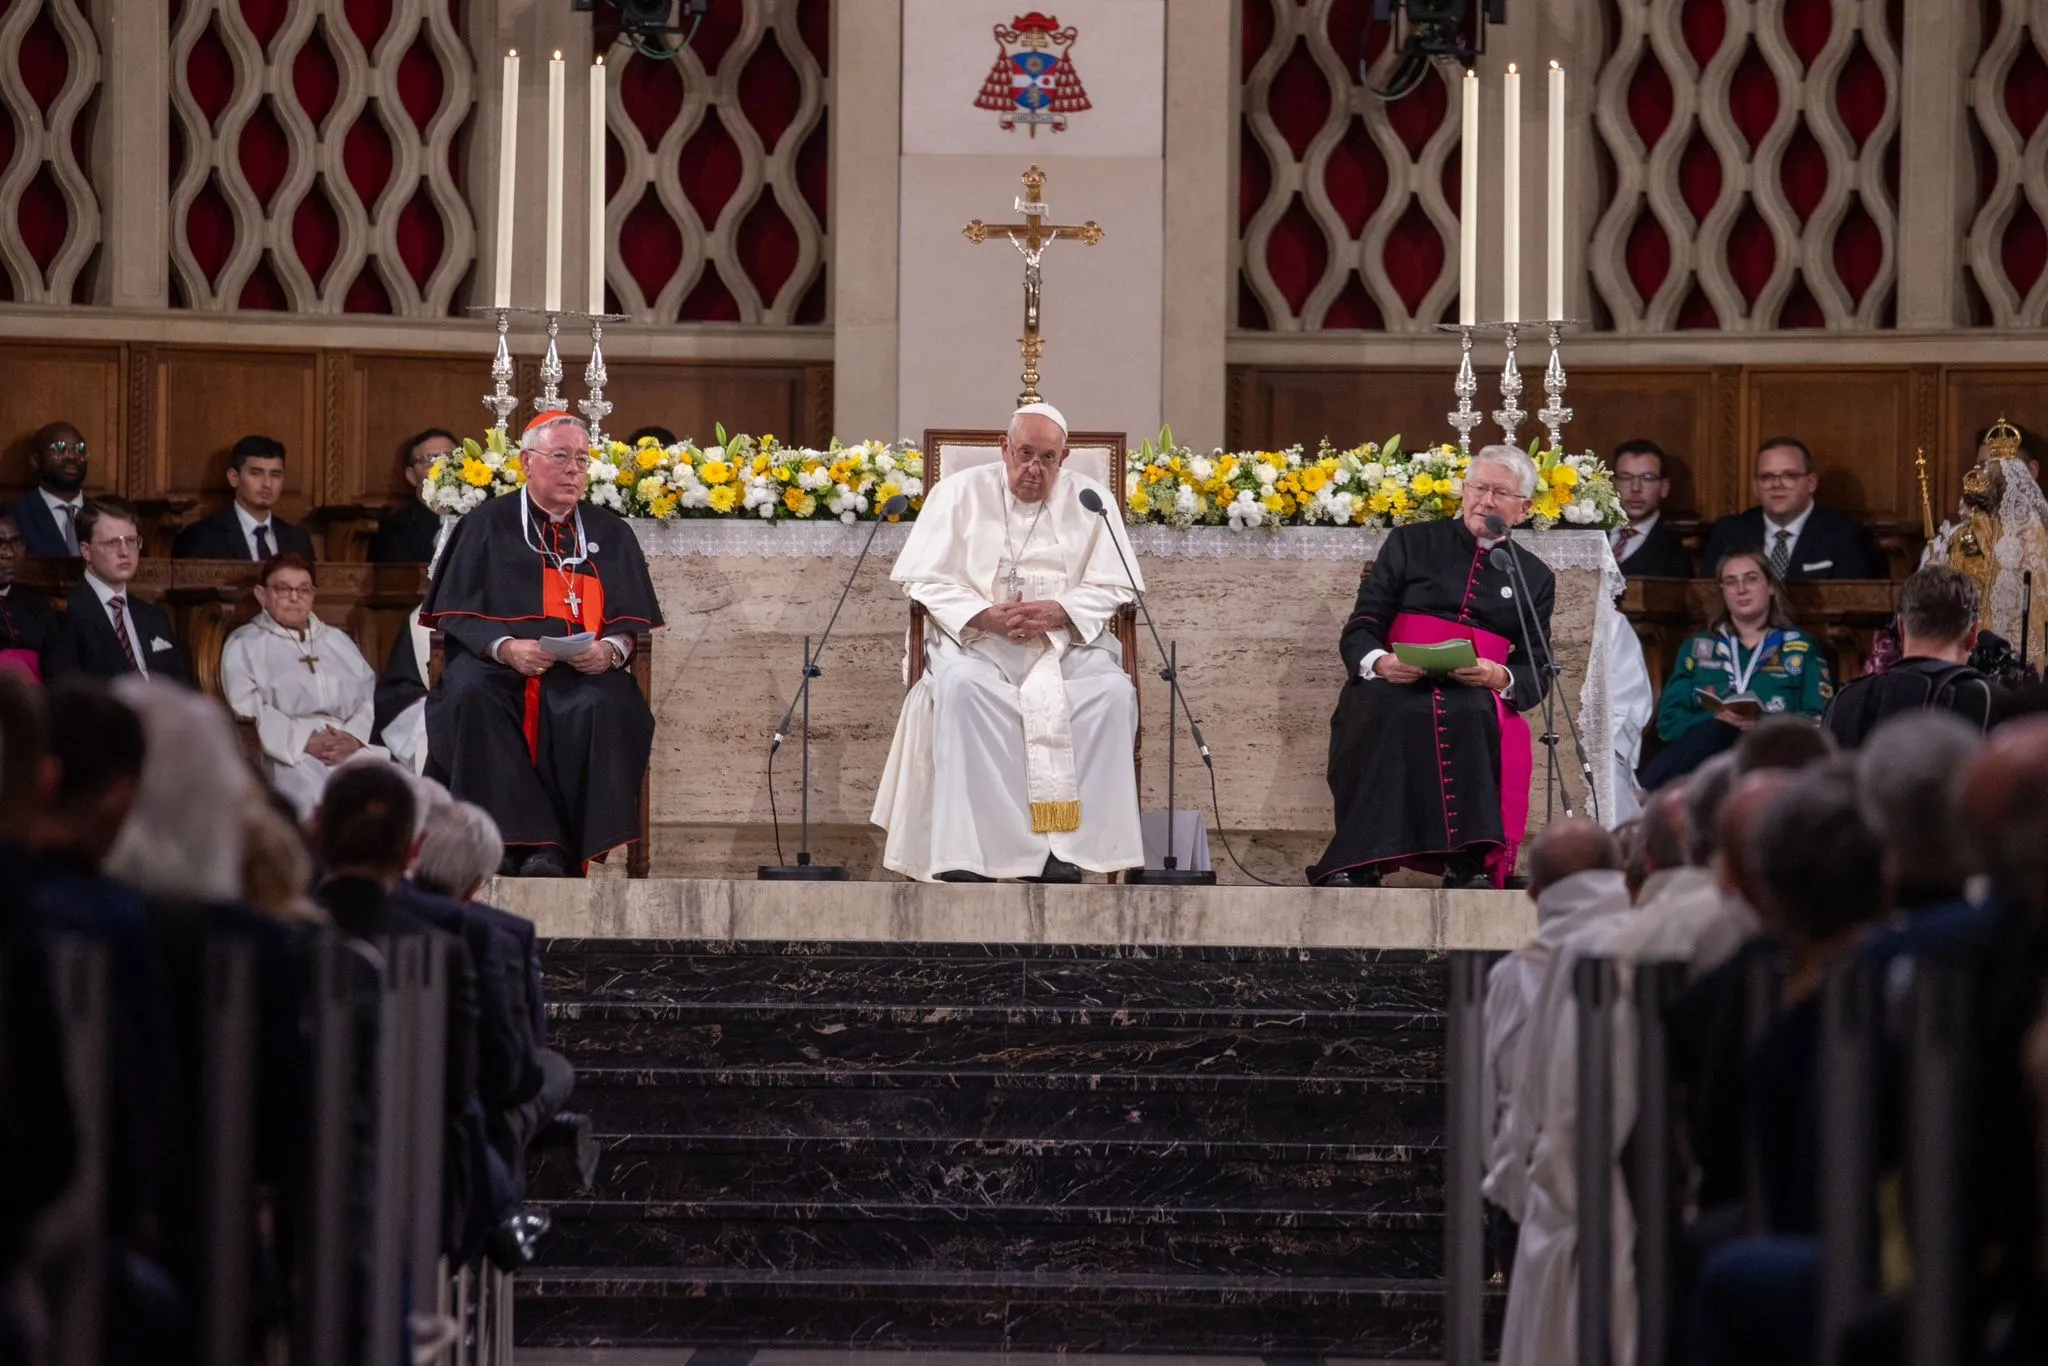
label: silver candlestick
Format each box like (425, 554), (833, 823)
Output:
(479, 306), (518, 436)
(1492, 321), (1526, 446)
(1535, 319), (1577, 453)
(577, 312), (628, 448)
(535, 311), (565, 413)
(1433, 322), (1483, 455)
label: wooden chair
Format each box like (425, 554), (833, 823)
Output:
(426, 631), (655, 878)
(184, 583), (383, 772)
(908, 428), (1144, 795)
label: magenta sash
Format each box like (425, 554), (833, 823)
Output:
(1390, 612), (1531, 887)
(0, 648), (39, 683)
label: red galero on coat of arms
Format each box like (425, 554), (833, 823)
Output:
(974, 12), (1091, 137)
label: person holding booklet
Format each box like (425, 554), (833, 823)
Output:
(1639, 549), (1832, 789)
(1310, 445), (1557, 890)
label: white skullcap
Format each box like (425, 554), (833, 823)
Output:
(1011, 402), (1068, 436)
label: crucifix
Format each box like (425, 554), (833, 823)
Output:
(963, 165), (1104, 407)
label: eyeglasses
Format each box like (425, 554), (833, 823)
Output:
(524, 449), (584, 467)
(1008, 452), (1063, 472)
(1464, 482), (1529, 504)
(90, 535), (141, 552)
(42, 440), (86, 456)
(263, 582), (316, 598)
(1720, 572), (1767, 590)
(1755, 471), (1810, 487)
(1612, 473), (1664, 489)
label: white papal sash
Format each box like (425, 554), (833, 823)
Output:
(1015, 636), (1081, 832)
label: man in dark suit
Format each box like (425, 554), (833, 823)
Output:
(170, 435), (317, 561)
(1608, 439), (1695, 578)
(42, 497), (191, 684)
(0, 514), (58, 659)
(370, 427), (455, 564)
(1699, 435), (1886, 581)
(6, 420), (91, 558)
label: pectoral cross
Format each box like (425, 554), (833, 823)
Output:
(564, 587), (581, 616)
(1002, 563), (1023, 603)
(301, 655), (319, 674)
(963, 165), (1104, 407)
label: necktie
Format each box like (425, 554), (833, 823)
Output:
(1614, 526), (1637, 561)
(1769, 527), (1792, 579)
(107, 595), (141, 672)
(58, 504), (78, 555)
(254, 523), (273, 560)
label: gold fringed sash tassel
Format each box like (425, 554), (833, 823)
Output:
(1030, 799), (1082, 833)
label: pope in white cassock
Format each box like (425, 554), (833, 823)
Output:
(872, 403), (1145, 882)
(220, 553), (384, 819)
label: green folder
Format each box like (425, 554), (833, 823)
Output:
(1392, 639), (1479, 674)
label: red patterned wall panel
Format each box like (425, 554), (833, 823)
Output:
(1968, 0), (2048, 326)
(0, 0), (100, 303)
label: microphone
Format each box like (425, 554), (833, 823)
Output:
(770, 493), (909, 751)
(1483, 512), (1508, 538)
(1078, 486), (1210, 762)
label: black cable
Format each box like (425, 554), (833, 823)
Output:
(1200, 751), (1287, 888)
(767, 744), (785, 866)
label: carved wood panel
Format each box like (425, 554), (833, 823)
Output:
(147, 346), (322, 517)
(0, 0), (100, 304)
(0, 342), (123, 499)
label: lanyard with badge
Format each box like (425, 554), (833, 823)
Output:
(1717, 629), (1776, 695)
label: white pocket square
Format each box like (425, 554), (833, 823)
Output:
(1799, 560), (1833, 571)
(150, 637), (173, 652)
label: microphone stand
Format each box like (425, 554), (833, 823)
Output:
(1490, 541), (1569, 823)
(1083, 491), (1217, 885)
(760, 496), (908, 881)
(1488, 518), (1601, 824)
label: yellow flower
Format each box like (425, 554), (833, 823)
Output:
(775, 466), (794, 483)
(636, 475), (665, 501)
(752, 454), (770, 475)
(1534, 495), (1562, 521)
(636, 448), (664, 472)
(460, 457), (494, 488)
(648, 493), (677, 519)
(1550, 463), (1579, 488)
(783, 487), (817, 517)
(1411, 473), (1435, 496)
(704, 485), (736, 513)
(427, 457), (448, 482)
(1368, 490), (1395, 514)
(502, 455), (523, 481)
(1130, 488), (1152, 516)
(675, 450), (694, 466)
(700, 460), (733, 486)
(877, 480), (902, 503)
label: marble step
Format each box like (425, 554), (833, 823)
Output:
(540, 942), (1446, 1014)
(531, 1141), (1441, 1211)
(515, 1266), (1494, 1356)
(565, 1067), (1444, 1147)
(546, 1005), (1441, 1080)
(530, 1203), (1440, 1281)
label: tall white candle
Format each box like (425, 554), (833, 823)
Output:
(1502, 63), (1521, 325)
(492, 50), (519, 309)
(544, 50), (565, 313)
(1547, 61), (1565, 321)
(589, 57), (606, 315)
(1459, 69), (1478, 327)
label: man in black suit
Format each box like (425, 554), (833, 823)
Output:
(170, 435), (317, 561)
(6, 421), (91, 558)
(1699, 435), (1886, 581)
(42, 497), (191, 684)
(370, 427), (455, 564)
(0, 514), (58, 660)
(1608, 439), (1695, 578)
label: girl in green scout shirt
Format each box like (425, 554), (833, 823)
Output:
(1640, 549), (1833, 787)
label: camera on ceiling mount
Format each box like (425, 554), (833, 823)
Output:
(572, 0), (710, 56)
(1367, 0), (1508, 100)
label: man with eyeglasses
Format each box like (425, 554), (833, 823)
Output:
(220, 552), (384, 819)
(1310, 445), (1557, 891)
(42, 497), (189, 684)
(8, 421), (92, 558)
(1700, 435), (1885, 581)
(1608, 439), (1695, 578)
(420, 411), (662, 877)
(371, 427), (458, 564)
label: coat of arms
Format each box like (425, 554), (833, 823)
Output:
(974, 12), (1091, 137)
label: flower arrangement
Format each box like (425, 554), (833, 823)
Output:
(421, 425), (926, 523)
(1123, 432), (1623, 532)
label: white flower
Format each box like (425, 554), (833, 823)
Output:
(1256, 463), (1278, 486)
(840, 510), (857, 524)
(704, 445), (726, 463)
(877, 453), (897, 474)
(589, 482), (623, 510)
(1190, 456), (1214, 482)
(1360, 462), (1384, 484)
(757, 501), (775, 519)
(1175, 483), (1198, 516)
(680, 487), (710, 509)
(1332, 468), (1352, 487)
(587, 457), (614, 481)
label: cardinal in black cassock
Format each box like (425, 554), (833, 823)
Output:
(1310, 455), (1556, 890)
(420, 413), (663, 876)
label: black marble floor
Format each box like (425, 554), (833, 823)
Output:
(519, 940), (1493, 1356)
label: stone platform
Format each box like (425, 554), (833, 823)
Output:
(495, 880), (1529, 1357)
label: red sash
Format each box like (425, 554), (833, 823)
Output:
(1389, 612), (1532, 887)
(0, 648), (40, 683)
(522, 568), (607, 764)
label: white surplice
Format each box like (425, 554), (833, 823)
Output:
(871, 461), (1143, 880)
(221, 611), (383, 818)
(1605, 609), (1655, 826)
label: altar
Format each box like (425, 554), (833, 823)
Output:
(630, 521), (1622, 883)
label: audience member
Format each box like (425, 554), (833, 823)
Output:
(1825, 565), (1997, 746)
(220, 552), (383, 818)
(625, 425), (678, 448)
(371, 427), (455, 564)
(1731, 713), (1837, 774)
(0, 511), (56, 673)
(1976, 420), (2044, 485)
(1853, 712), (1980, 916)
(372, 605), (431, 773)
(42, 497), (189, 683)
(1700, 436), (1886, 580)
(7, 421), (89, 557)
(1642, 551), (1832, 787)
(1606, 601), (1655, 823)
(1608, 439), (1695, 577)
(172, 435), (316, 561)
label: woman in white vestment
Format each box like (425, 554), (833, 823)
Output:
(220, 552), (384, 819)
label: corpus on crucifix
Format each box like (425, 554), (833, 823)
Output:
(963, 165), (1104, 406)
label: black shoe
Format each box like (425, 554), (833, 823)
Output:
(1024, 855), (1084, 884)
(1320, 868), (1382, 889)
(518, 847), (568, 878)
(498, 851), (522, 877)
(936, 869), (996, 883)
(1442, 858), (1495, 890)
(541, 1111), (602, 1191)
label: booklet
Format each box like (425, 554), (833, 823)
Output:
(1392, 639), (1479, 674)
(538, 632), (597, 661)
(1699, 690), (1765, 722)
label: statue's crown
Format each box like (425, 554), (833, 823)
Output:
(1987, 415), (2023, 463)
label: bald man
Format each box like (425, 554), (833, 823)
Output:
(872, 403), (1143, 883)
